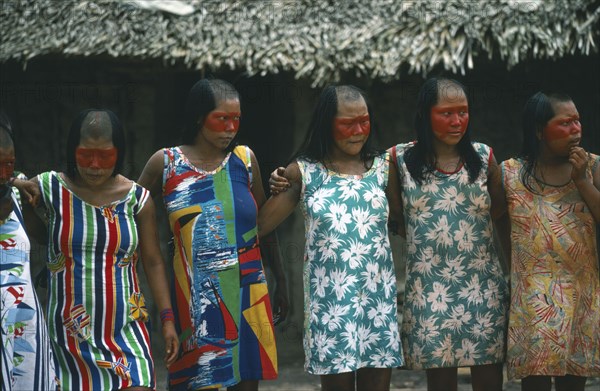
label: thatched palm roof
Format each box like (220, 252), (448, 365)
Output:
(1, 0), (598, 86)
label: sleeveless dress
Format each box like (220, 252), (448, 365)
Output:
(502, 156), (600, 379)
(163, 146), (277, 390)
(1, 180), (56, 391)
(394, 142), (508, 369)
(38, 171), (155, 390)
(297, 153), (403, 375)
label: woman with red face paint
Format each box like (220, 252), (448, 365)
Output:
(258, 85), (404, 391)
(12, 109), (178, 390)
(500, 92), (600, 391)
(138, 79), (288, 391)
(0, 113), (57, 391)
(390, 78), (509, 391)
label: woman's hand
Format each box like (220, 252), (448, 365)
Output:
(162, 321), (179, 366)
(570, 146), (589, 183)
(570, 150), (600, 223)
(271, 279), (289, 325)
(12, 178), (40, 206)
(269, 167), (290, 195)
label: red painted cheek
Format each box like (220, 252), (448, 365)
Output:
(457, 115), (469, 132)
(431, 113), (469, 137)
(544, 125), (571, 141)
(333, 116), (370, 140)
(204, 115), (226, 132)
(75, 148), (118, 169)
(0, 162), (15, 181)
(430, 115), (449, 135)
(204, 112), (241, 133)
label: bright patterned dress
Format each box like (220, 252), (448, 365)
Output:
(297, 153), (403, 375)
(163, 146), (277, 390)
(501, 156), (600, 379)
(394, 142), (508, 370)
(1, 180), (56, 391)
(38, 171), (155, 390)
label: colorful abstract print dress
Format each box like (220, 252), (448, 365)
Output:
(502, 156), (600, 379)
(395, 142), (508, 370)
(1, 184), (56, 390)
(38, 171), (155, 390)
(298, 153), (403, 375)
(163, 146), (277, 390)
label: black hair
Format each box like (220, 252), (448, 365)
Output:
(519, 91), (574, 193)
(293, 85), (379, 168)
(404, 77), (482, 184)
(0, 110), (15, 150)
(66, 109), (126, 179)
(181, 78), (240, 151)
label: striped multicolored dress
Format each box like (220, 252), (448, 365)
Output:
(1, 179), (56, 391)
(38, 171), (155, 390)
(163, 146), (277, 390)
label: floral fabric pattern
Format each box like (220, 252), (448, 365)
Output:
(395, 142), (508, 370)
(1, 185), (56, 390)
(298, 153), (403, 375)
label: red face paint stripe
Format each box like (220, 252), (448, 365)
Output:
(0, 160), (15, 179)
(333, 114), (371, 140)
(76, 147), (118, 169)
(544, 117), (582, 140)
(204, 111), (241, 133)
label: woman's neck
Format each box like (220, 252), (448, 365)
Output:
(71, 173), (117, 192)
(195, 142), (227, 159)
(327, 148), (362, 164)
(325, 150), (368, 175)
(537, 148), (569, 167)
(182, 141), (228, 162)
(433, 141), (459, 159)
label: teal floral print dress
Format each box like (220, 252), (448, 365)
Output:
(298, 153), (403, 375)
(394, 142), (508, 370)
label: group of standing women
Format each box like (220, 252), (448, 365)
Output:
(265, 78), (600, 391)
(1, 75), (598, 391)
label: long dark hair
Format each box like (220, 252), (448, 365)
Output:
(181, 79), (240, 152)
(293, 85), (379, 168)
(519, 91), (574, 192)
(404, 77), (482, 184)
(66, 109), (126, 179)
(0, 110), (15, 149)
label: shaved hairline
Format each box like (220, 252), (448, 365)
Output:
(80, 111), (113, 141)
(335, 85), (364, 104)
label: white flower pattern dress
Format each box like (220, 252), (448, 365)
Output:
(1, 181), (56, 390)
(298, 153), (403, 375)
(394, 142), (508, 369)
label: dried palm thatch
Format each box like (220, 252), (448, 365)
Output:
(1, 0), (598, 86)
